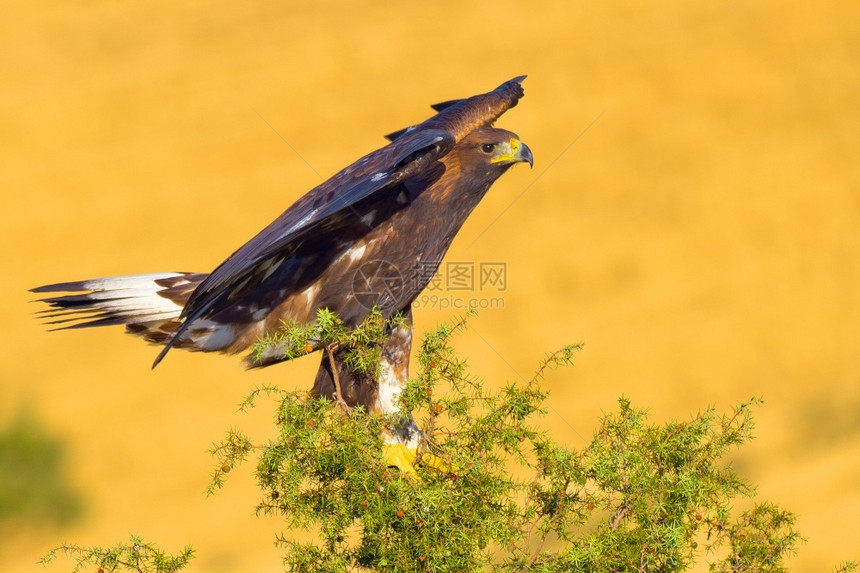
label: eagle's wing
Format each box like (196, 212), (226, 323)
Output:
(149, 129), (455, 366)
(182, 128), (454, 317)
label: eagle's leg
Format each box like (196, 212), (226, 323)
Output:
(311, 307), (447, 476)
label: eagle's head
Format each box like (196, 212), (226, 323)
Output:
(454, 126), (533, 185)
(420, 125), (532, 213)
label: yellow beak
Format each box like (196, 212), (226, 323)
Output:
(491, 138), (534, 167)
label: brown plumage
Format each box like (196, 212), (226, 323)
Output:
(32, 77), (533, 416)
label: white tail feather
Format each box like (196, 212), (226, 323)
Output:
(32, 272), (199, 330)
(34, 271), (242, 359)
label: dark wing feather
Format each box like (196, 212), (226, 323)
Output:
(384, 125), (417, 142)
(304, 130), (453, 227)
(430, 98), (464, 112)
(384, 76), (526, 143)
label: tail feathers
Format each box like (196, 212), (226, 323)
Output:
(31, 272), (207, 338)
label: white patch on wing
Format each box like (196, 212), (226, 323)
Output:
(252, 306), (269, 320)
(370, 172), (387, 182)
(360, 212), (376, 226)
(334, 240), (372, 265)
(348, 244), (367, 261)
(278, 208), (318, 240)
(259, 257), (283, 281)
(301, 283), (320, 310)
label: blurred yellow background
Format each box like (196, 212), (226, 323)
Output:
(2, 1), (858, 570)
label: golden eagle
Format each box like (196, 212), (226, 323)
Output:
(33, 77), (532, 471)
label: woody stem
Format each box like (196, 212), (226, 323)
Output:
(325, 343), (352, 414)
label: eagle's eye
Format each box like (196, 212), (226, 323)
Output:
(480, 143), (496, 154)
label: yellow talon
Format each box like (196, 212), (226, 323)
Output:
(418, 451), (455, 473)
(381, 444), (455, 477)
(382, 443), (419, 477)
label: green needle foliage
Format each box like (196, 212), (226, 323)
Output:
(40, 534), (193, 573)
(43, 310), (857, 572)
(207, 310), (854, 572)
(250, 307), (404, 377)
